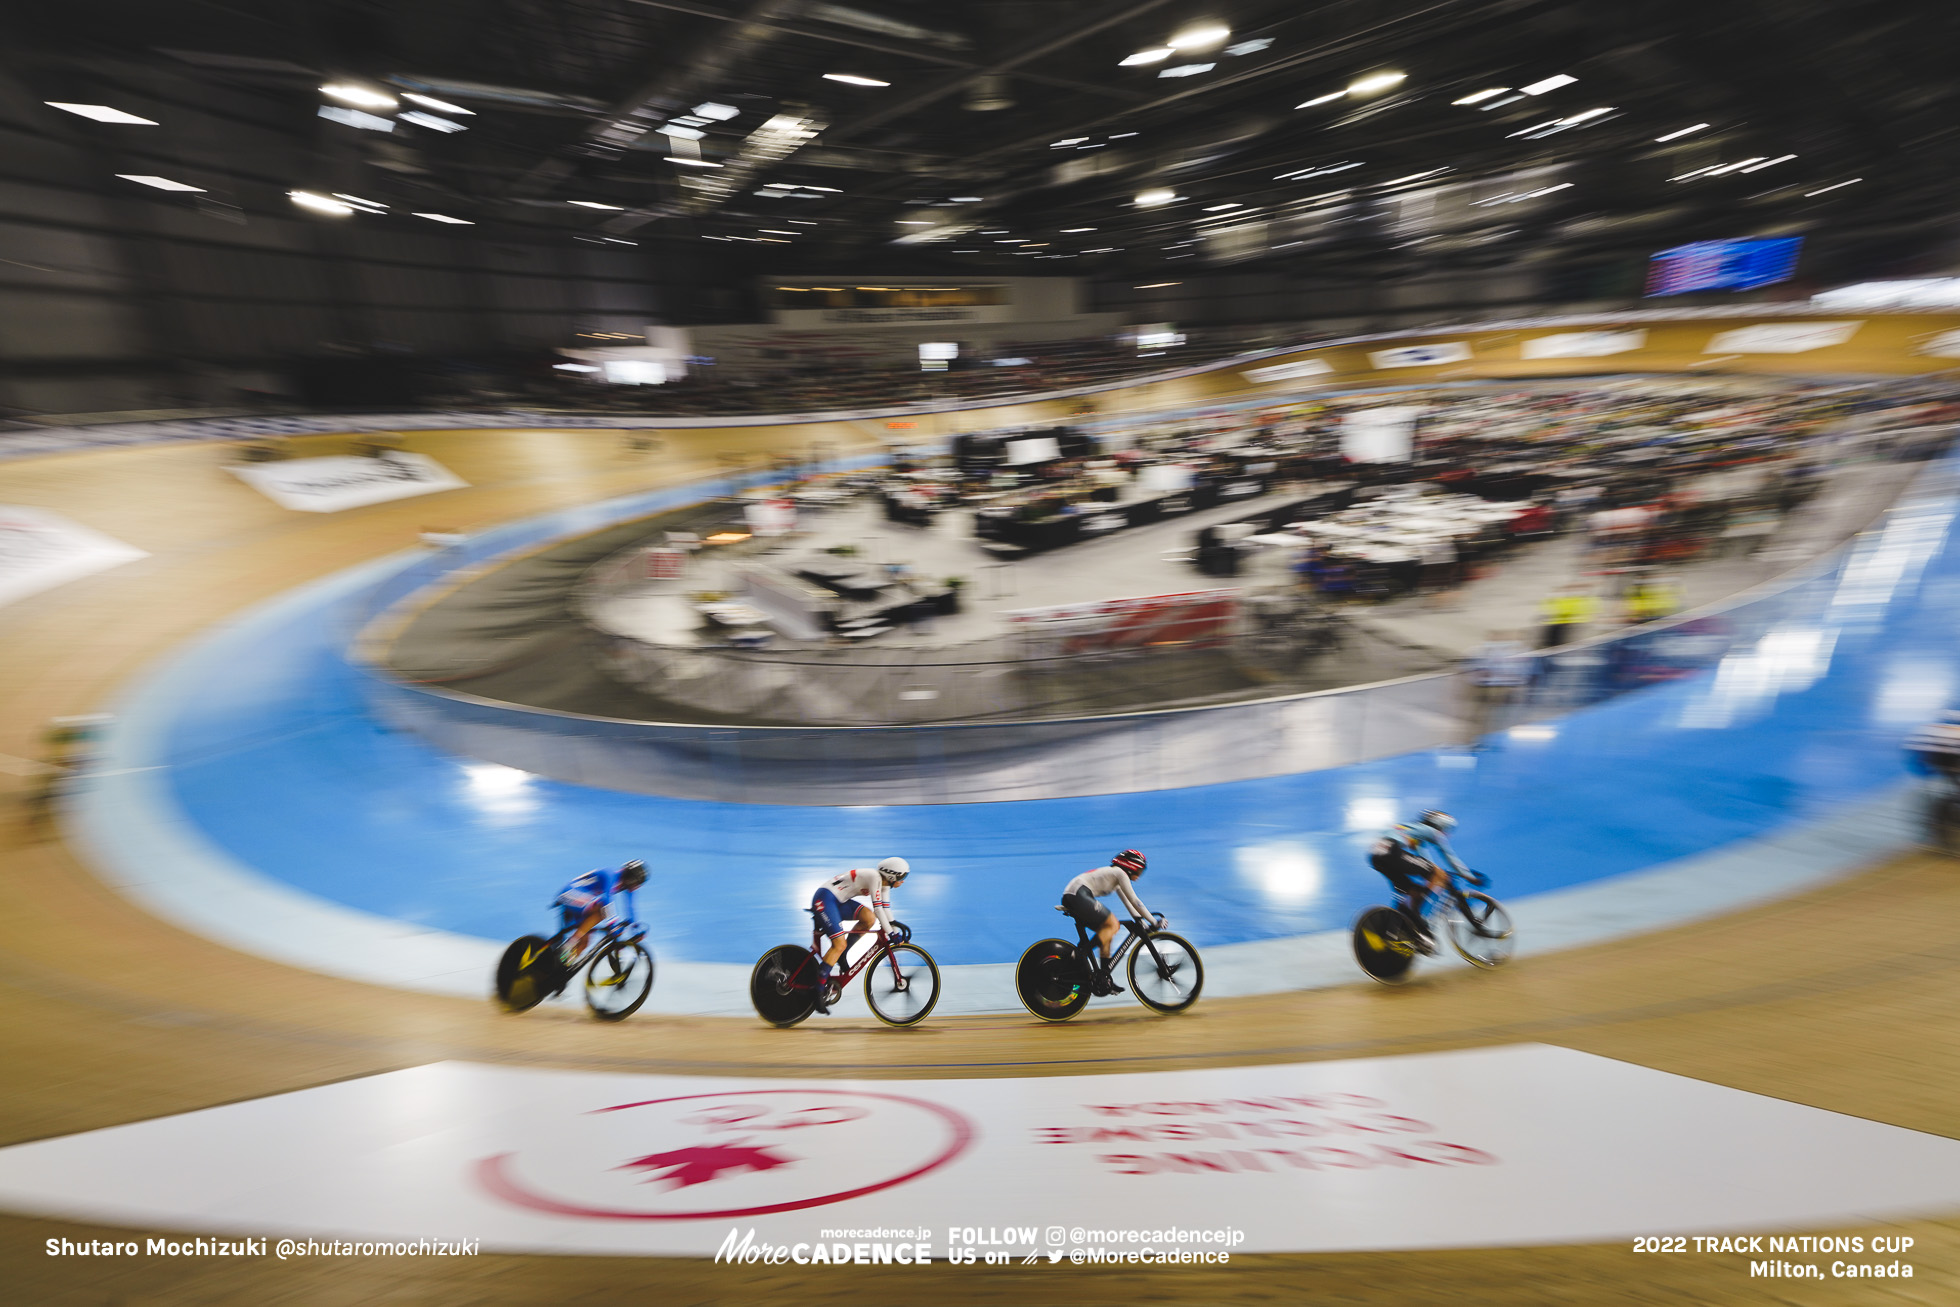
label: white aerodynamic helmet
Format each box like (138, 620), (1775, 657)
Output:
(877, 856), (911, 885)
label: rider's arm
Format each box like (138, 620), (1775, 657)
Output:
(1425, 830), (1471, 877)
(1112, 872), (1151, 923)
(868, 880), (895, 934)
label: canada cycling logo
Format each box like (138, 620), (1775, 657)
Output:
(475, 1088), (973, 1220)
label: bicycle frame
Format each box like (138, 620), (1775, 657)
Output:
(798, 918), (906, 990)
(1399, 870), (1501, 940)
(1068, 915), (1171, 978)
(554, 919), (640, 981)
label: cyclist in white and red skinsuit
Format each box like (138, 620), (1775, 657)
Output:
(1060, 849), (1155, 991)
(810, 857), (909, 1013)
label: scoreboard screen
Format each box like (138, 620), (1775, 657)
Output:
(1645, 238), (1803, 296)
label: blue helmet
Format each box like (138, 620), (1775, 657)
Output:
(1418, 810), (1456, 834)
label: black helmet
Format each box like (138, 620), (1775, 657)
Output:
(618, 859), (647, 889)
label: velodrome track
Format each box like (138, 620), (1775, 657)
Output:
(6, 316), (1960, 1304)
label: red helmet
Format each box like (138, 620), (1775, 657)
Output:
(1111, 849), (1146, 876)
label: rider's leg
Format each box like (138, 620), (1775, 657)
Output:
(1095, 914), (1119, 966)
(569, 902), (604, 960)
(1097, 916), (1129, 991)
(821, 929), (851, 969)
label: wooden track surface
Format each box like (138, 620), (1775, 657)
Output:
(4, 427), (1958, 1304)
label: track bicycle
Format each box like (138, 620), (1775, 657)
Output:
(495, 917), (655, 1021)
(1015, 911), (1204, 1021)
(1352, 868), (1514, 984)
(749, 913), (940, 1028)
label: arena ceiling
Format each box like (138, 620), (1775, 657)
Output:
(17, 0), (1960, 284)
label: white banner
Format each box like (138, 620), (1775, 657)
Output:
(1, 1047), (1957, 1256)
(1241, 358), (1334, 384)
(1520, 329), (1648, 359)
(227, 453), (468, 513)
(1369, 342), (1472, 369)
(1919, 329), (1960, 359)
(1342, 406), (1423, 462)
(0, 506), (147, 608)
(1704, 322), (1863, 354)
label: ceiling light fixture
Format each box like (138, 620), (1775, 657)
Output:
(657, 123), (705, 139)
(1520, 74), (1577, 95)
(1135, 282), (1180, 288)
(1451, 88), (1509, 106)
(1225, 38), (1273, 56)
(1804, 178), (1861, 196)
(288, 189), (351, 214)
(666, 157), (722, 167)
(319, 83), (397, 111)
(415, 212), (472, 224)
(1158, 64), (1215, 79)
(46, 102), (157, 124)
(822, 73), (890, 87)
(569, 201), (624, 210)
(1296, 90), (1345, 108)
(950, 195), (983, 202)
(1060, 226), (1096, 232)
(1738, 154), (1796, 173)
(399, 111), (465, 133)
(1347, 71), (1406, 95)
(1050, 137), (1090, 147)
(692, 102), (740, 120)
(331, 192), (388, 211)
(1654, 122), (1710, 142)
(118, 174), (204, 192)
(1120, 48), (1174, 67)
(1203, 202), (1241, 211)
(1169, 23), (1230, 51)
(1134, 187), (1177, 207)
(318, 105), (394, 132)
(402, 92), (473, 115)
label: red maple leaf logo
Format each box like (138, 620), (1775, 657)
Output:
(616, 1142), (796, 1190)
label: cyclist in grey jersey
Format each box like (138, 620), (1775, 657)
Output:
(1059, 849), (1155, 988)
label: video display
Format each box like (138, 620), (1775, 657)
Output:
(1645, 238), (1803, 295)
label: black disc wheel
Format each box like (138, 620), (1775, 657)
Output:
(584, 940), (656, 1021)
(863, 943), (941, 1026)
(1128, 932), (1204, 1013)
(1353, 906), (1420, 984)
(495, 935), (553, 1013)
(1016, 939), (1091, 1022)
(1446, 892), (1516, 969)
(750, 944), (820, 1027)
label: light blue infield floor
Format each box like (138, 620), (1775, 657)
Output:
(71, 451), (1960, 1016)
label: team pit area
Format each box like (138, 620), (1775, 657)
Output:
(377, 376), (1943, 731)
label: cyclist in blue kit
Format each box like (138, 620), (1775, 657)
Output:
(554, 859), (647, 963)
(1368, 812), (1483, 952)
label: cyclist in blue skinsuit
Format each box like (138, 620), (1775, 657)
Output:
(554, 860), (647, 964)
(1368, 812), (1479, 952)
